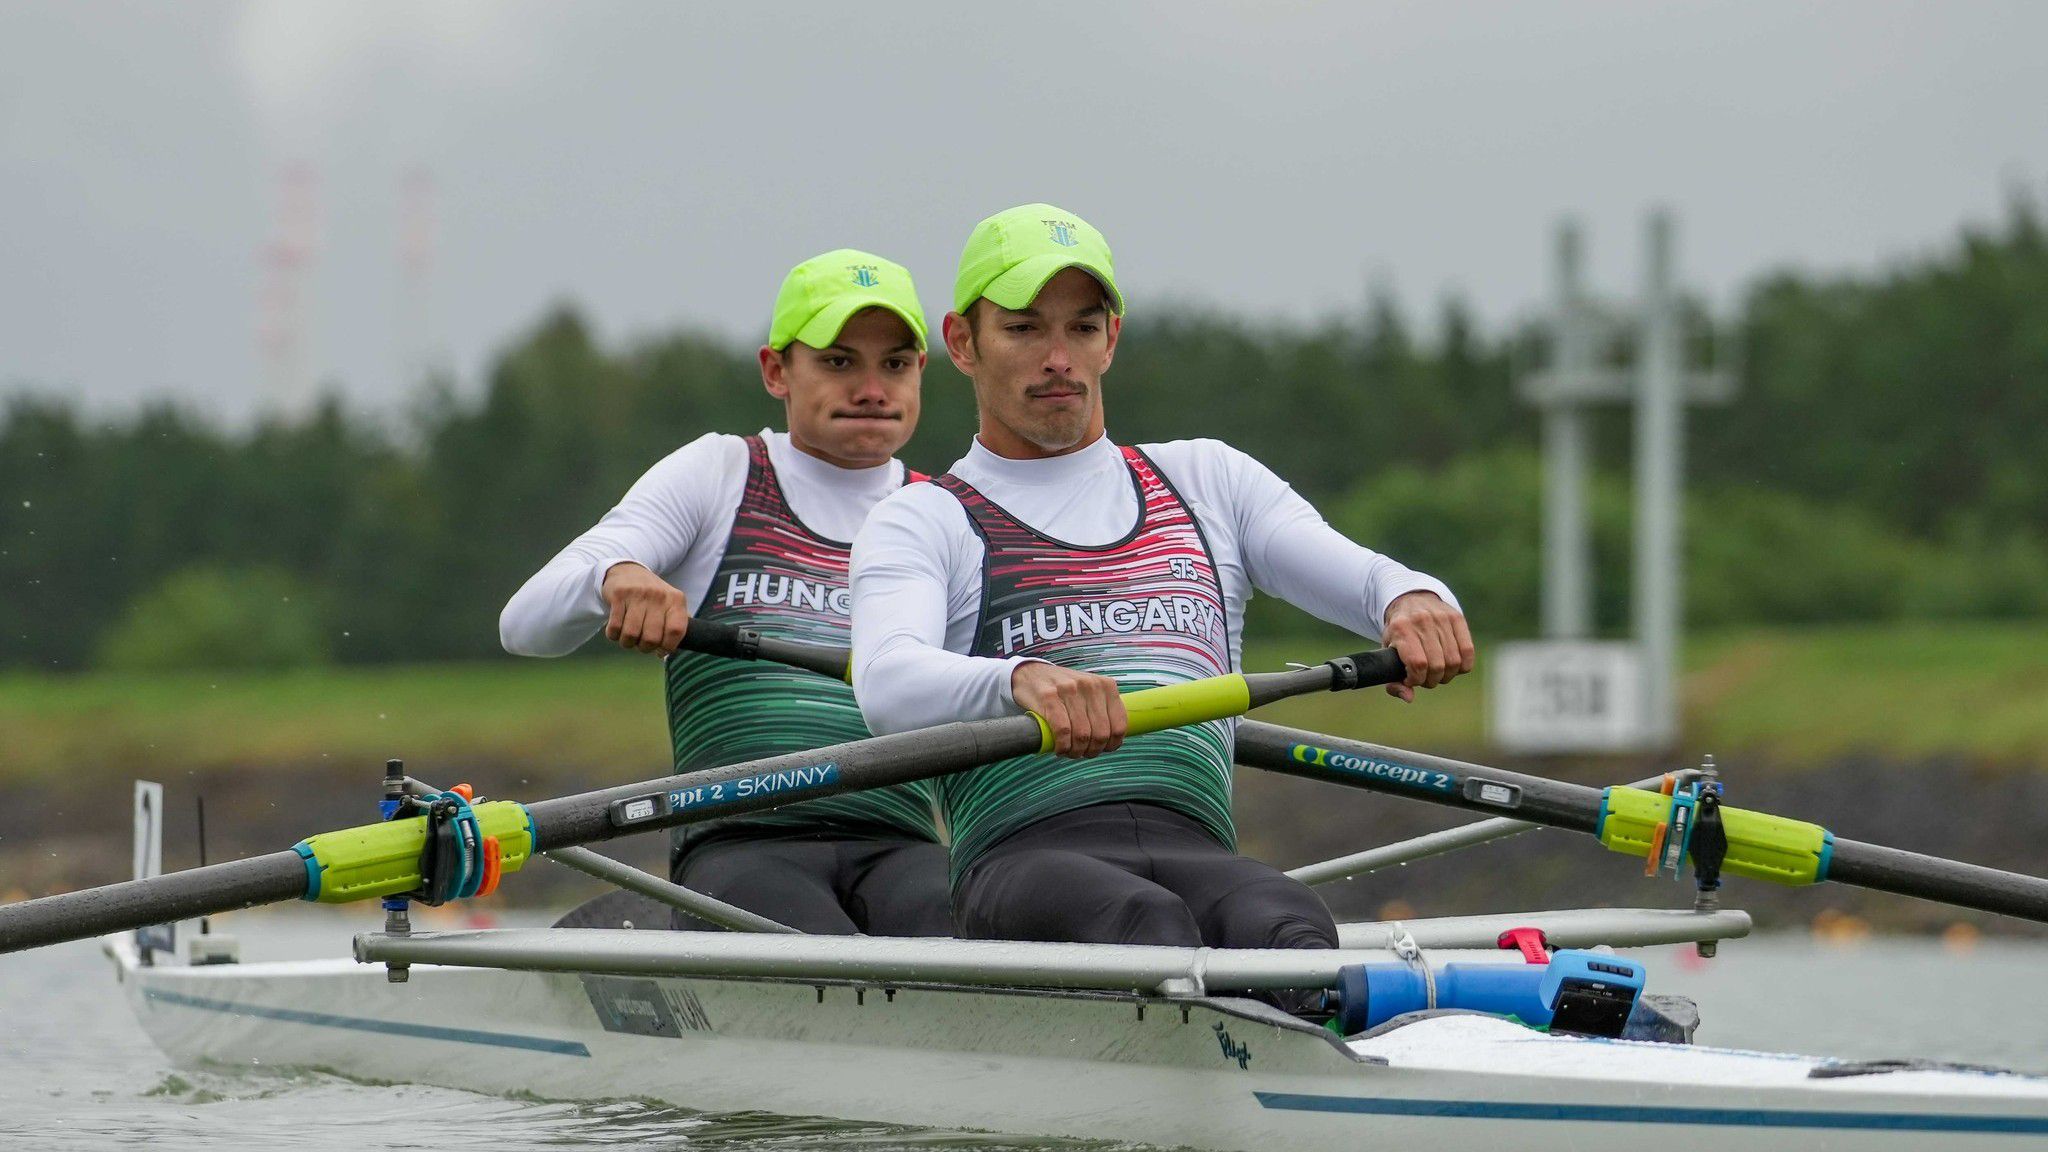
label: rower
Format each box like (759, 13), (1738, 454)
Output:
(501, 249), (952, 936)
(848, 205), (1475, 964)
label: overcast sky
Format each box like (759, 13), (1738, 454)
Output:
(3, 1), (2044, 422)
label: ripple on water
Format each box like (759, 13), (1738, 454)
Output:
(14, 1064), (1153, 1152)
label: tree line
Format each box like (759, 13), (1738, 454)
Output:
(3, 207), (2043, 672)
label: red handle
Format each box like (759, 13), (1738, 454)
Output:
(1496, 926), (1550, 964)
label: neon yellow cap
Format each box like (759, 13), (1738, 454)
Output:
(953, 204), (1124, 316)
(768, 249), (928, 351)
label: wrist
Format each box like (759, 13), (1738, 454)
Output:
(1383, 588), (1440, 625)
(1005, 658), (1049, 706)
(600, 558), (648, 588)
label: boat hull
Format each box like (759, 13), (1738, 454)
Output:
(109, 937), (2048, 1151)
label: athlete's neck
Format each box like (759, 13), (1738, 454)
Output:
(963, 433), (1120, 486)
(974, 423), (1106, 461)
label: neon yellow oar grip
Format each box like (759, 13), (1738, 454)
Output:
(1025, 674), (1254, 755)
(1126, 674), (1252, 736)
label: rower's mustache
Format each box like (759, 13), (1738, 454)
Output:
(1026, 381), (1087, 397)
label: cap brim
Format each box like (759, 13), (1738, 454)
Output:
(786, 296), (929, 351)
(980, 253), (1125, 315)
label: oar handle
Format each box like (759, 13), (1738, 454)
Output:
(678, 620), (851, 681)
(1060, 648), (1404, 753)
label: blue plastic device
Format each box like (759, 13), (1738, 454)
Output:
(1333, 949), (1646, 1037)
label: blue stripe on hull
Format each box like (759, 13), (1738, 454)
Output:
(142, 988), (592, 1057)
(1255, 1092), (2048, 1134)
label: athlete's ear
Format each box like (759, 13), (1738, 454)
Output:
(942, 311), (977, 376)
(759, 344), (792, 401)
(1101, 312), (1120, 372)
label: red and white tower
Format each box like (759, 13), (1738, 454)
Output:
(257, 162), (319, 419)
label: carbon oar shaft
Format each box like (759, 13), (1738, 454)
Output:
(0, 651), (1400, 955)
(0, 852), (309, 955)
(1822, 839), (2048, 924)
(526, 713), (1043, 850)
(1235, 721), (1607, 832)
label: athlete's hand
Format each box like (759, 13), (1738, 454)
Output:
(1011, 661), (1128, 759)
(601, 561), (690, 655)
(1381, 591), (1476, 702)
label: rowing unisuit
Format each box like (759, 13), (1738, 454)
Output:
(851, 433), (1459, 944)
(848, 201), (1470, 975)
(664, 433), (939, 844)
(502, 430), (949, 935)
(500, 243), (949, 937)
(931, 445), (1234, 878)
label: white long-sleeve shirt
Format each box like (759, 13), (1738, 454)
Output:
(500, 429), (910, 656)
(849, 434), (1458, 734)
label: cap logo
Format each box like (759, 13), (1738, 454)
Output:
(1044, 219), (1080, 248)
(849, 264), (881, 288)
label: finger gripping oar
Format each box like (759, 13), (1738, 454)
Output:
(0, 652), (1398, 955)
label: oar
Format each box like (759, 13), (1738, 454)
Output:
(1233, 724), (2048, 923)
(682, 629), (2048, 926)
(0, 649), (1404, 954)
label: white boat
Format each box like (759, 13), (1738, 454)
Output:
(105, 909), (2048, 1151)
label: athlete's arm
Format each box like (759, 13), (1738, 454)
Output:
(849, 487), (1042, 734)
(499, 435), (731, 657)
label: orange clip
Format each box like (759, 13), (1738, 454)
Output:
(451, 783), (474, 801)
(1644, 821), (1671, 876)
(475, 835), (503, 897)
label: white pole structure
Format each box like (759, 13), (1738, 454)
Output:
(397, 167), (438, 393)
(1634, 210), (1682, 748)
(1543, 223), (1595, 640)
